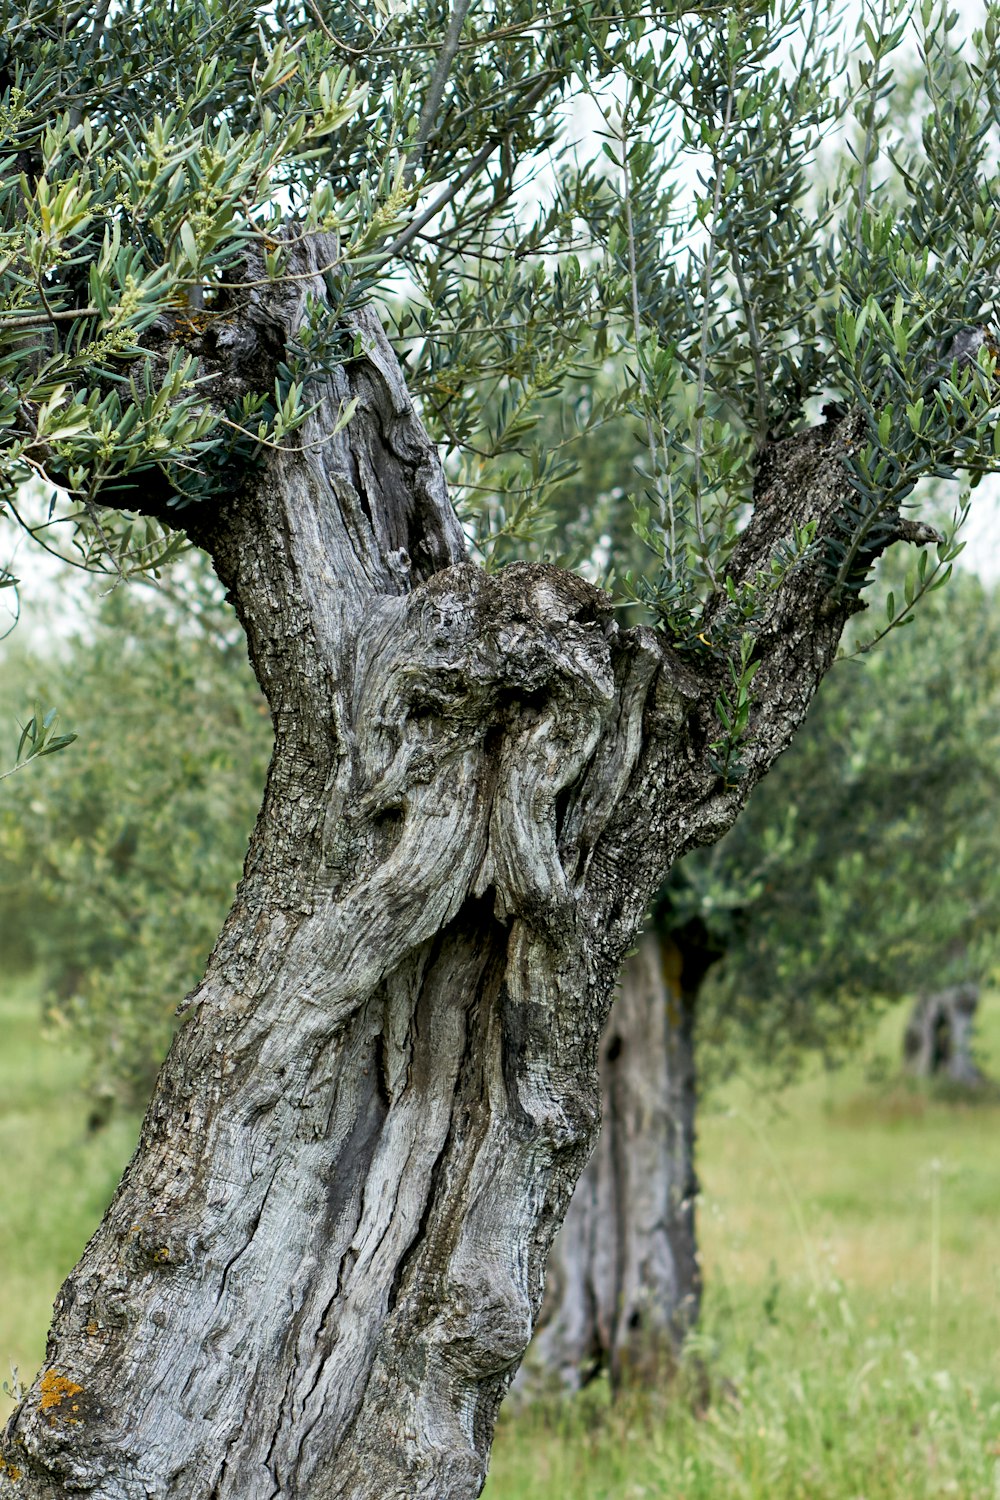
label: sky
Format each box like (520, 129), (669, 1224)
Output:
(957, 480), (1000, 581)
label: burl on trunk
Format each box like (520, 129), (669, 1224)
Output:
(1, 242), (910, 1499)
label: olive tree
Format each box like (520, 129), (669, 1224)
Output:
(528, 569), (1000, 1391)
(2, 0), (999, 1494)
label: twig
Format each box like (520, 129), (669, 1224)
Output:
(619, 88), (675, 562)
(376, 73), (553, 265)
(728, 231), (769, 449)
(83, 490), (126, 586)
(217, 399), (356, 452)
(305, 0), (367, 55)
(4, 492), (118, 574)
(855, 0), (892, 247)
(691, 83), (736, 588)
(0, 306), (100, 330)
(406, 0), (476, 186)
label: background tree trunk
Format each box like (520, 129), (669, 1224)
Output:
(519, 922), (718, 1394)
(903, 984), (984, 1085)
(1, 241), (906, 1499)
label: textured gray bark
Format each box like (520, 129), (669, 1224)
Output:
(1, 240), (922, 1499)
(903, 984), (983, 1084)
(519, 927), (708, 1394)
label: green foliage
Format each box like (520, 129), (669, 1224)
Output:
(0, 0), (379, 534)
(855, 493), (967, 653)
(0, 0), (611, 570)
(675, 571), (1000, 1076)
(527, 0), (1000, 648)
(708, 633), (760, 788)
(578, 0), (845, 601)
(1, 703), (74, 782)
(3, 0), (1000, 636)
(824, 0), (1000, 596)
(0, 565), (270, 1110)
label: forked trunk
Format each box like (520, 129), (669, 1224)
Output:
(520, 926), (712, 1393)
(1, 242), (889, 1498)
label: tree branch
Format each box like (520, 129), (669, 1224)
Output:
(406, 0), (476, 187)
(0, 307), (99, 330)
(376, 73), (554, 265)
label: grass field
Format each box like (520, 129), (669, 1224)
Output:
(484, 1005), (1000, 1499)
(0, 973), (141, 1417)
(2, 973), (999, 1497)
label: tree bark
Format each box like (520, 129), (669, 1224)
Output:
(518, 924), (714, 1395)
(1, 241), (915, 1499)
(903, 983), (984, 1085)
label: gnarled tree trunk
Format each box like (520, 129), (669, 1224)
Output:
(2, 242), (915, 1499)
(519, 923), (716, 1394)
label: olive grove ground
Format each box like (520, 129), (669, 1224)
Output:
(3, 974), (998, 1499)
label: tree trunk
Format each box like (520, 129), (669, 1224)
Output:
(903, 983), (984, 1085)
(518, 924), (714, 1394)
(1, 242), (912, 1498)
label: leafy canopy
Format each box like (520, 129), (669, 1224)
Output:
(2, 0), (1000, 652)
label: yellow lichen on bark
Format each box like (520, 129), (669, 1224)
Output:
(38, 1371), (82, 1413)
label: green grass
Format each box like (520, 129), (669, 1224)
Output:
(0, 972), (141, 1417)
(484, 1002), (1000, 1498)
(2, 976), (999, 1497)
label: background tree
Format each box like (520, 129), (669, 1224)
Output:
(0, 565), (270, 1115)
(2, 0), (1000, 1496)
(528, 567), (1000, 1390)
